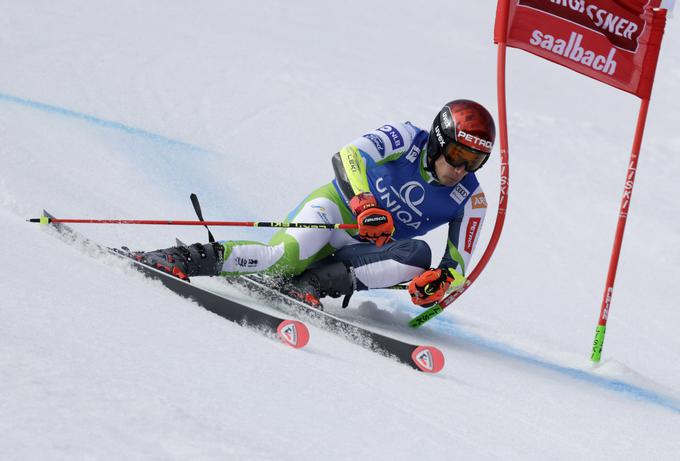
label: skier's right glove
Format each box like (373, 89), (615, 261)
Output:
(408, 268), (454, 307)
(349, 192), (394, 247)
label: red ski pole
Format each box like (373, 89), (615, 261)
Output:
(28, 216), (358, 230)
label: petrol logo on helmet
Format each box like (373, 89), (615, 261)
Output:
(458, 130), (493, 151)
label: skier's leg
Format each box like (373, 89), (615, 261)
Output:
(288, 239), (431, 306)
(219, 182), (356, 276)
(314, 238), (432, 290)
(136, 183), (357, 280)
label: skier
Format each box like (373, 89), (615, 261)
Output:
(137, 99), (495, 309)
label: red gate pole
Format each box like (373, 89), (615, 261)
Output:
(462, 0), (511, 293)
(591, 98), (651, 362)
(407, 1), (511, 328)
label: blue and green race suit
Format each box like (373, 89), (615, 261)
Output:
(218, 121), (487, 290)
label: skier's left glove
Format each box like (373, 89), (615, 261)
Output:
(408, 268), (455, 307)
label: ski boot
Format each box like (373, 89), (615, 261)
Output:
(284, 262), (356, 309)
(131, 242), (224, 281)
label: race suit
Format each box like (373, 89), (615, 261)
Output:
(217, 122), (487, 290)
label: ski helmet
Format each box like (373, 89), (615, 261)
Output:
(426, 100), (496, 173)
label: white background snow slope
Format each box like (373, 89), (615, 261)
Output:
(1, 1), (680, 459)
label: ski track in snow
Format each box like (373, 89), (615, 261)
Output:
(0, 92), (207, 153)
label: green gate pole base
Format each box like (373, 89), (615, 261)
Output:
(591, 325), (606, 362)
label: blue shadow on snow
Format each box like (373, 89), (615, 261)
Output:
(428, 313), (680, 415)
(0, 92), (208, 151)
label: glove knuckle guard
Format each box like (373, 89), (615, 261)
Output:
(408, 268), (451, 307)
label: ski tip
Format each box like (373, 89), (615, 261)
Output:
(411, 346), (445, 373)
(276, 320), (310, 349)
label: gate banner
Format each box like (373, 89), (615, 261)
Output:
(495, 1), (669, 98)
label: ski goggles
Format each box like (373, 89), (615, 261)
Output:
(442, 141), (489, 173)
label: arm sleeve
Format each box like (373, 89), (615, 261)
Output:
(437, 185), (487, 276)
(332, 123), (416, 200)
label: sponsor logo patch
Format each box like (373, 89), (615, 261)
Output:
(528, 30), (618, 77)
(434, 125), (446, 147)
(276, 320), (309, 349)
(311, 205), (331, 224)
(363, 133), (386, 157)
(378, 125), (404, 150)
(470, 192), (487, 209)
(363, 215), (388, 225)
(406, 145), (420, 163)
(280, 322), (298, 346)
(441, 107), (454, 129)
(375, 177), (426, 230)
(464, 217), (481, 254)
(458, 130), (493, 151)
(450, 183), (470, 204)
(235, 257), (259, 268)
(518, 0), (644, 52)
(415, 349), (434, 371)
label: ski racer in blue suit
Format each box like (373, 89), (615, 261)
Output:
(138, 100), (496, 309)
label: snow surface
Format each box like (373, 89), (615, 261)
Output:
(2, 1), (680, 459)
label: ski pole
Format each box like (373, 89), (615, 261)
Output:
(27, 216), (359, 230)
(31, 213), (413, 289)
(408, 286), (466, 328)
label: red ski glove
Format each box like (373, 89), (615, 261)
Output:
(408, 268), (454, 307)
(349, 192), (394, 247)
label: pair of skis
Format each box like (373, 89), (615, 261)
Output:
(42, 211), (445, 374)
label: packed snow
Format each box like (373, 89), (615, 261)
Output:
(1, 1), (679, 459)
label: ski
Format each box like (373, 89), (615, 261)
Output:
(41, 211), (310, 349)
(230, 274), (445, 373)
(182, 193), (445, 372)
(40, 210), (443, 372)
